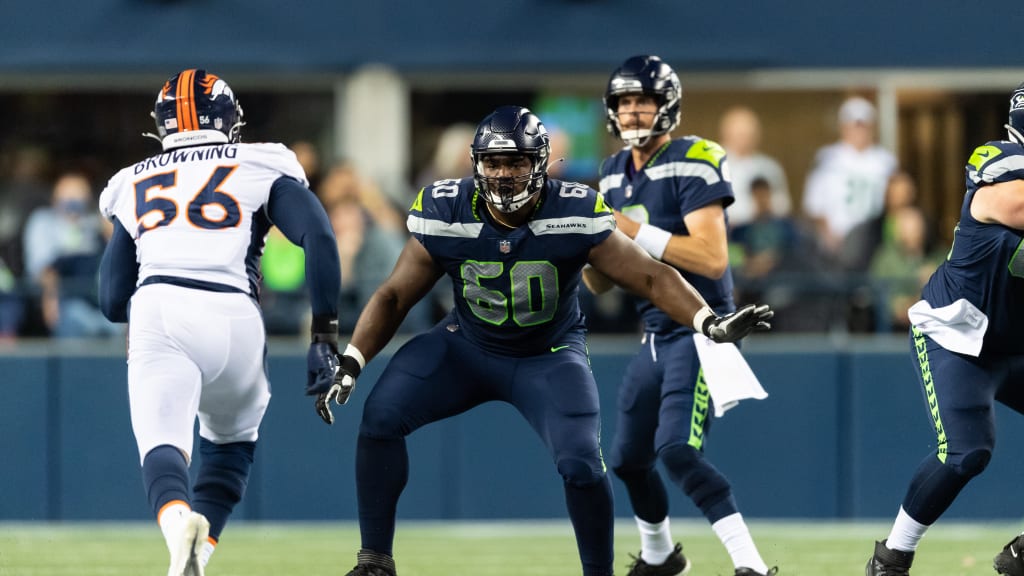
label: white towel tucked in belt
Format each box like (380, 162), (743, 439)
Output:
(692, 334), (768, 417)
(907, 298), (988, 357)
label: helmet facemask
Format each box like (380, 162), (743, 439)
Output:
(473, 152), (548, 213)
(470, 106), (552, 214)
(604, 55), (682, 148)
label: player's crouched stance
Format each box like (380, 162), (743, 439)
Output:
(865, 82), (1024, 576)
(304, 106), (773, 576)
(98, 69), (345, 576)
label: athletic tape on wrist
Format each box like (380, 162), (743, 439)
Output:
(344, 344), (366, 370)
(634, 223), (672, 260)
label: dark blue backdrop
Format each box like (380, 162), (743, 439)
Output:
(3, 336), (1024, 521)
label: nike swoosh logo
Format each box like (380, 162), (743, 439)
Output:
(550, 345), (570, 352)
(1012, 545), (1019, 558)
(977, 151), (991, 158)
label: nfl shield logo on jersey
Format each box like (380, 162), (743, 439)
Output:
(499, 240), (511, 254)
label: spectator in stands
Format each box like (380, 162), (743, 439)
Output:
(414, 122), (476, 187)
(802, 96), (898, 259)
(290, 140), (323, 192)
(319, 160), (405, 232)
(23, 171), (118, 337)
(718, 106), (791, 227)
(840, 170), (920, 273)
(868, 205), (945, 331)
(0, 144), (52, 280)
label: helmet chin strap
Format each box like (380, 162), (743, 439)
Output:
(1007, 123), (1024, 146)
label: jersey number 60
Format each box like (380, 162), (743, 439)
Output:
(462, 260), (558, 327)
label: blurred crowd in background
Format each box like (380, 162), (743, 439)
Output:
(0, 91), (956, 342)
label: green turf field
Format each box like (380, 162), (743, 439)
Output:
(0, 519), (1019, 575)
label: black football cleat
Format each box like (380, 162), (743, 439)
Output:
(625, 543), (690, 576)
(735, 567), (778, 576)
(865, 540), (913, 576)
(994, 533), (1024, 576)
(344, 549), (397, 576)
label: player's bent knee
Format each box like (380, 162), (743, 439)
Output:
(557, 457), (605, 487)
(658, 441), (703, 470)
(951, 448), (992, 478)
(358, 404), (410, 439)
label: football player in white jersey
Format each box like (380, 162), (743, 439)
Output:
(98, 69), (345, 576)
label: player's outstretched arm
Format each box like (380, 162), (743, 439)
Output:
(98, 217), (139, 323)
(587, 229), (772, 342)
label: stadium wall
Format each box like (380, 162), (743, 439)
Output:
(3, 339), (1022, 521)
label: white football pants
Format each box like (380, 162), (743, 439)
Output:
(127, 283), (270, 464)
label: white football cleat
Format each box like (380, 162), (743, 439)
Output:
(168, 511), (210, 576)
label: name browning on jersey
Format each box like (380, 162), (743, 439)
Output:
(133, 144), (239, 174)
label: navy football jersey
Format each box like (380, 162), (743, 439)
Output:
(599, 137), (736, 335)
(922, 140), (1024, 356)
(408, 177), (615, 356)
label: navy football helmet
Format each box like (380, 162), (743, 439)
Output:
(146, 69), (244, 150)
(471, 106), (551, 213)
(1007, 81), (1024, 146)
(604, 55), (681, 147)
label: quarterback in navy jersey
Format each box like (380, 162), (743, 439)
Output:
(312, 106), (772, 576)
(867, 83), (1024, 576)
(584, 55), (776, 576)
(98, 70), (344, 576)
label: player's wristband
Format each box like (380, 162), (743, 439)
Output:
(634, 223), (672, 260)
(343, 343), (366, 370)
(311, 315), (339, 345)
(692, 306), (715, 336)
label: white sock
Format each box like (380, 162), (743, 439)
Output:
(712, 512), (768, 574)
(157, 501), (191, 553)
(636, 516), (675, 565)
(886, 507), (930, 552)
(199, 539), (216, 567)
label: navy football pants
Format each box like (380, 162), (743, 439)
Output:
(609, 331), (740, 524)
(900, 328), (1024, 525)
(356, 320), (613, 576)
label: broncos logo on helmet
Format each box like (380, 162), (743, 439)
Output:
(604, 55), (682, 147)
(471, 106), (551, 213)
(146, 69), (244, 151)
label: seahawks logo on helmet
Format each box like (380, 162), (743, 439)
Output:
(1007, 81), (1024, 146)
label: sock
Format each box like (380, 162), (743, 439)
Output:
(886, 506), (930, 552)
(636, 516), (674, 565)
(711, 512), (768, 574)
(199, 538), (216, 567)
(157, 501), (191, 552)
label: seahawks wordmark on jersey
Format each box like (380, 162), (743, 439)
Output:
(409, 177), (614, 356)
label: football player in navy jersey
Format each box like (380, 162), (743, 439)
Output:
(307, 106), (772, 576)
(98, 70), (344, 576)
(866, 84), (1024, 576)
(583, 55), (776, 576)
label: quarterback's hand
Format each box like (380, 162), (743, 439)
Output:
(312, 354), (361, 425)
(697, 303), (773, 343)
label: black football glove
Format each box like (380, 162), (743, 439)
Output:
(304, 316), (358, 425)
(698, 303), (773, 343)
(313, 353), (361, 425)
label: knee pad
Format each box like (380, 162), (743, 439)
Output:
(358, 403), (409, 440)
(194, 438), (255, 506)
(949, 448), (992, 478)
(557, 457), (605, 488)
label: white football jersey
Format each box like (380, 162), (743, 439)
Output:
(802, 142), (896, 239)
(99, 142), (306, 293)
